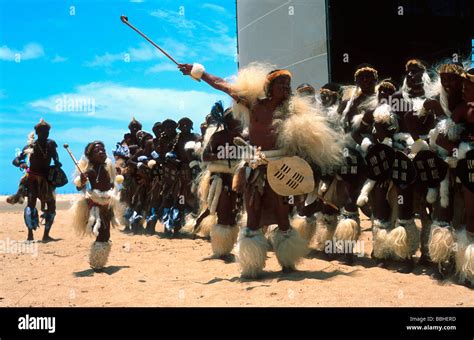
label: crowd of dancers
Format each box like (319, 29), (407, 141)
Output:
(9, 57), (474, 287)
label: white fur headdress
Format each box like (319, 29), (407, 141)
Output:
(230, 62), (275, 128)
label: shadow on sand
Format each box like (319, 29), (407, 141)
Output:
(73, 265), (130, 277)
(198, 265), (358, 285)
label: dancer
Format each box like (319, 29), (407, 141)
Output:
(11, 119), (62, 242)
(71, 141), (123, 270)
(179, 62), (342, 278)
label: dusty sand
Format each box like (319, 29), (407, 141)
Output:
(0, 194), (472, 307)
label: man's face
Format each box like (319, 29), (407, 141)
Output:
(179, 122), (192, 133)
(440, 73), (463, 97)
(153, 127), (162, 139)
(320, 90), (338, 107)
(91, 143), (107, 164)
(36, 127), (49, 141)
(130, 124), (141, 137)
(270, 76), (291, 101)
(406, 65), (424, 88)
(163, 126), (175, 137)
(463, 79), (474, 103)
(378, 86), (395, 101)
(355, 71), (377, 94)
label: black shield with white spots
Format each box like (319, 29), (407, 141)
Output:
(413, 150), (448, 186)
(456, 149), (474, 193)
(365, 143), (395, 181)
(392, 151), (417, 187)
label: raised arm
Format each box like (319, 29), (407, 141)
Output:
(178, 63), (248, 106)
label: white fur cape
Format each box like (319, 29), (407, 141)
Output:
(229, 63), (344, 168)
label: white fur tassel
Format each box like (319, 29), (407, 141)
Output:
(236, 228), (269, 278)
(147, 160), (156, 169)
(357, 179), (376, 207)
(197, 214), (217, 238)
(386, 226), (409, 259)
(267, 227), (309, 270)
(73, 176), (83, 187)
(426, 187), (438, 204)
(386, 219), (419, 260)
(455, 229), (474, 285)
(428, 223), (455, 264)
(291, 215), (316, 241)
(439, 174), (450, 208)
(27, 132), (35, 147)
(372, 219), (391, 259)
(70, 197), (90, 236)
(334, 218), (360, 242)
(208, 176), (223, 215)
(373, 103), (392, 124)
(210, 224), (239, 257)
(457, 142), (472, 160)
(89, 241), (111, 270)
(351, 113), (364, 130)
(313, 214), (337, 251)
(319, 181), (328, 194)
(410, 139), (430, 154)
(360, 137), (373, 154)
(190, 63), (205, 80)
(87, 206), (101, 236)
(184, 141), (196, 151)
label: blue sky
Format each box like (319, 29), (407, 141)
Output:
(0, 0), (237, 194)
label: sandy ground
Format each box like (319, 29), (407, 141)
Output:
(0, 194), (473, 307)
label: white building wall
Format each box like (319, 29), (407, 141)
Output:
(236, 0), (329, 90)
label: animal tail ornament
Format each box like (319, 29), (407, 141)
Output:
(275, 95), (344, 168)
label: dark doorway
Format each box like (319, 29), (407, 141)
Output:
(326, 0), (474, 86)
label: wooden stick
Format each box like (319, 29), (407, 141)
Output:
(120, 15), (179, 65)
(63, 144), (84, 175)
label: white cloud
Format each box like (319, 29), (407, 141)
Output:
(28, 82), (232, 127)
(54, 126), (125, 145)
(149, 9), (230, 37)
(207, 35), (237, 58)
(202, 3), (227, 14)
(84, 52), (127, 67)
(150, 9), (196, 33)
(127, 42), (164, 61)
(0, 43), (45, 61)
(148, 9), (236, 60)
(84, 41), (191, 68)
(130, 0), (144, 2)
(146, 63), (177, 73)
(51, 55), (67, 63)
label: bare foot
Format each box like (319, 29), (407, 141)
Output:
(42, 235), (55, 243)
